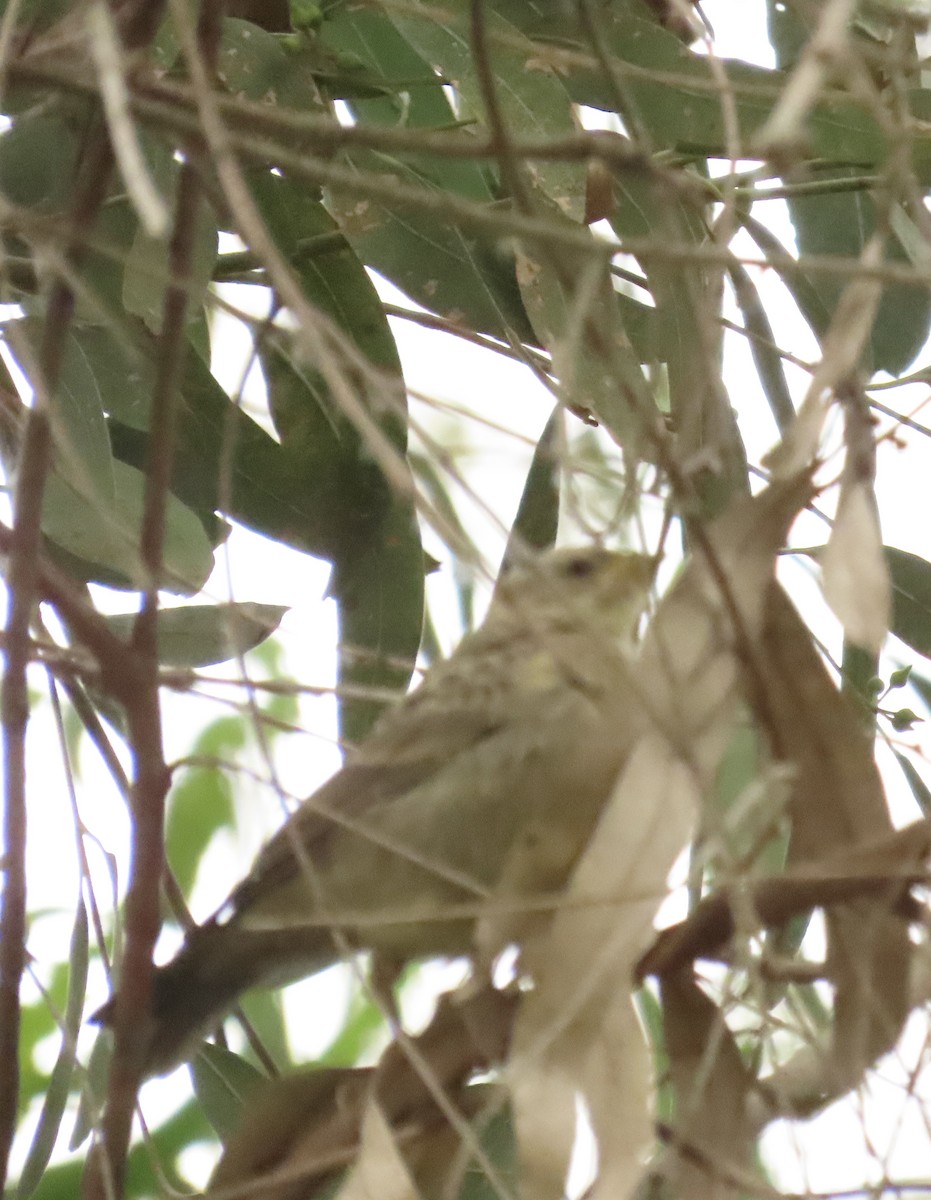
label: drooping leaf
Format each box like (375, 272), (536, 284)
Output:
(503, 406), (560, 562)
(893, 750), (931, 817)
(727, 256), (795, 435)
(320, 2), (494, 204)
(250, 170), (424, 741)
(103, 603), (286, 667)
(41, 456), (214, 594)
(767, 2), (931, 375)
(387, 0), (586, 218)
(555, 0), (889, 165)
(515, 197), (657, 455)
(191, 1043), (268, 1141)
(218, 16), (326, 111)
(10, 318), (115, 505)
(887, 546), (931, 658)
(123, 197), (219, 334)
(35, 1101), (212, 1200)
(250, 170), (405, 402)
(0, 108), (84, 213)
(326, 149), (537, 345)
(95, 323), (351, 558)
(609, 168), (748, 505)
(332, 499), (425, 744)
(16, 904), (88, 1200)
(165, 721), (242, 897)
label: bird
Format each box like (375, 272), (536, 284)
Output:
(96, 545), (655, 1076)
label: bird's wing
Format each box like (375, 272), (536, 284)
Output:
(225, 627), (576, 924)
(224, 752), (480, 919)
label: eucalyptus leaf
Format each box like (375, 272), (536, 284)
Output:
(166, 765), (236, 898)
(503, 406), (560, 563)
(102, 603), (287, 667)
(388, 0), (586, 217)
(326, 149), (536, 344)
(191, 1044), (267, 1142)
(333, 499), (425, 744)
(219, 17), (324, 110)
(123, 203), (219, 334)
(887, 546), (931, 658)
(16, 905), (88, 1200)
(320, 2), (494, 203)
(41, 457), (214, 594)
(893, 750), (931, 816)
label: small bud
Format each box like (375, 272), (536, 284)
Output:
(891, 708), (921, 732)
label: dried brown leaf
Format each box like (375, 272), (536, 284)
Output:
(821, 479), (891, 653)
(746, 583), (912, 1111)
(657, 970), (758, 1200)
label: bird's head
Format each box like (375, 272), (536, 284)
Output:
(493, 546), (656, 643)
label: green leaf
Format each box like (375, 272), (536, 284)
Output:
(514, 201), (656, 453)
(238, 986), (292, 1070)
(887, 546), (931, 658)
(247, 170), (424, 741)
(70, 1025), (112, 1152)
(103, 603), (287, 667)
(742, 214), (832, 337)
(609, 168), (748, 506)
(787, 176), (930, 374)
(0, 0), (69, 36)
(766, 3), (931, 374)
(327, 150), (536, 345)
(333, 499), (425, 744)
(38, 1100), (211, 1199)
(123, 201), (219, 334)
(94, 324), (346, 558)
(409, 453), (477, 632)
(634, 986), (674, 1123)
(0, 109), (83, 212)
(16, 905), (88, 1200)
(388, 0), (586, 217)
(318, 984), (386, 1067)
(320, 3), (494, 204)
(250, 171), (405, 408)
(10, 319), (115, 503)
(17, 988), (60, 1113)
(218, 17), (324, 110)
(456, 1093), (519, 1200)
(76, 198), (143, 321)
(504, 406), (560, 559)
(727, 257), (795, 435)
(41, 457), (214, 594)
(260, 341), (387, 551)
(559, 1), (887, 165)
(191, 1043), (268, 1141)
(166, 723), (241, 896)
(909, 671), (931, 713)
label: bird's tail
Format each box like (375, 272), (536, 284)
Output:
(92, 920), (333, 1076)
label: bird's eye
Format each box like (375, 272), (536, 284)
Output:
(565, 555), (596, 579)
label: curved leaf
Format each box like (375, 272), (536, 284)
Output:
(42, 457), (214, 594)
(103, 603), (287, 667)
(191, 1044), (267, 1141)
(887, 546), (931, 658)
(327, 150), (536, 345)
(504, 406), (560, 560)
(16, 905), (88, 1200)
